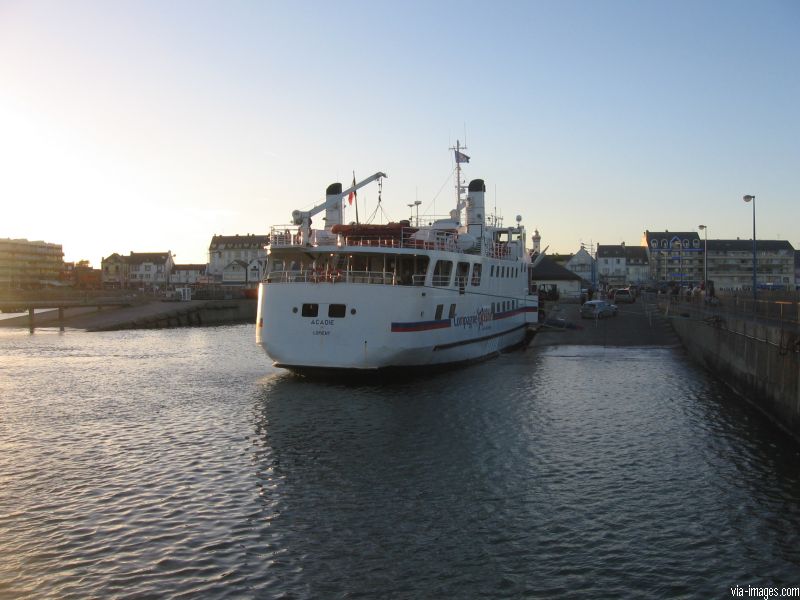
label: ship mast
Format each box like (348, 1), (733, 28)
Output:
(450, 139), (469, 222)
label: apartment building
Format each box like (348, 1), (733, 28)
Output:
(0, 238), (64, 288)
(642, 231), (704, 285)
(704, 240), (795, 290)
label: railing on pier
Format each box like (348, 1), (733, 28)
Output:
(652, 290), (800, 331)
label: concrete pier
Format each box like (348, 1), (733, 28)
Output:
(1, 299), (256, 332)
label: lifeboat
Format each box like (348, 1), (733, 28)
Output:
(330, 220), (415, 236)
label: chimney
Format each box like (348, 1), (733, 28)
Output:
(466, 179), (485, 237)
(325, 182), (344, 229)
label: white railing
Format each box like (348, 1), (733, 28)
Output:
(269, 225), (492, 256)
(265, 270), (404, 285)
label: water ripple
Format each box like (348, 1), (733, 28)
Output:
(2, 332), (800, 597)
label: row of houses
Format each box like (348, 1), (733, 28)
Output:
(0, 234), (272, 290)
(540, 230), (799, 292)
(101, 234), (270, 289)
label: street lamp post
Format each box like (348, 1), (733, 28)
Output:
(698, 225), (708, 292)
(743, 195), (756, 303)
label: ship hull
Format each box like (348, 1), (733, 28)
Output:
(256, 281), (536, 371)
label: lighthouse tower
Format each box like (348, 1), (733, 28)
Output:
(532, 229), (541, 254)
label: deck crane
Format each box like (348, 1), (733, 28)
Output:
(291, 172), (387, 246)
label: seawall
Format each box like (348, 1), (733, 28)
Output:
(667, 303), (800, 441)
(90, 299), (258, 331)
(0, 299), (257, 331)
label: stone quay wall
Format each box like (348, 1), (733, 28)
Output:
(667, 300), (800, 441)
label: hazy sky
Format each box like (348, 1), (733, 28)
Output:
(1, 0), (798, 265)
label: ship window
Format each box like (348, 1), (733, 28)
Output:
(490, 265), (495, 277)
(471, 263), (482, 286)
(448, 303), (457, 319)
(432, 260), (453, 287)
(301, 303), (318, 317)
(456, 262), (470, 290)
(435, 304), (444, 320)
(328, 304), (346, 318)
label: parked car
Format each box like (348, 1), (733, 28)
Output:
(614, 288), (635, 303)
(580, 300), (618, 319)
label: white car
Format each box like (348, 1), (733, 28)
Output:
(580, 300), (618, 319)
(614, 288), (635, 303)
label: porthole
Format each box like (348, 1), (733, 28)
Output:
(350, 308), (356, 315)
(292, 307), (298, 313)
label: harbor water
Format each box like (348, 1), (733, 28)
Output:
(1, 325), (800, 598)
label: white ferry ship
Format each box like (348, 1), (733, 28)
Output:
(256, 145), (539, 372)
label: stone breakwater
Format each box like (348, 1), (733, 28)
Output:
(0, 299), (257, 331)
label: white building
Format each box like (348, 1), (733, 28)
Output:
(125, 252), (175, 289)
(208, 234), (268, 281)
(172, 264), (207, 285)
(247, 257), (268, 284)
(564, 247), (596, 284)
(597, 244), (649, 287)
(222, 259), (249, 284)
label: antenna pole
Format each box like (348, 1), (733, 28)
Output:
(455, 140), (461, 206)
(450, 139), (468, 215)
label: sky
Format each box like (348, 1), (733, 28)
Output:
(1, 0), (798, 266)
